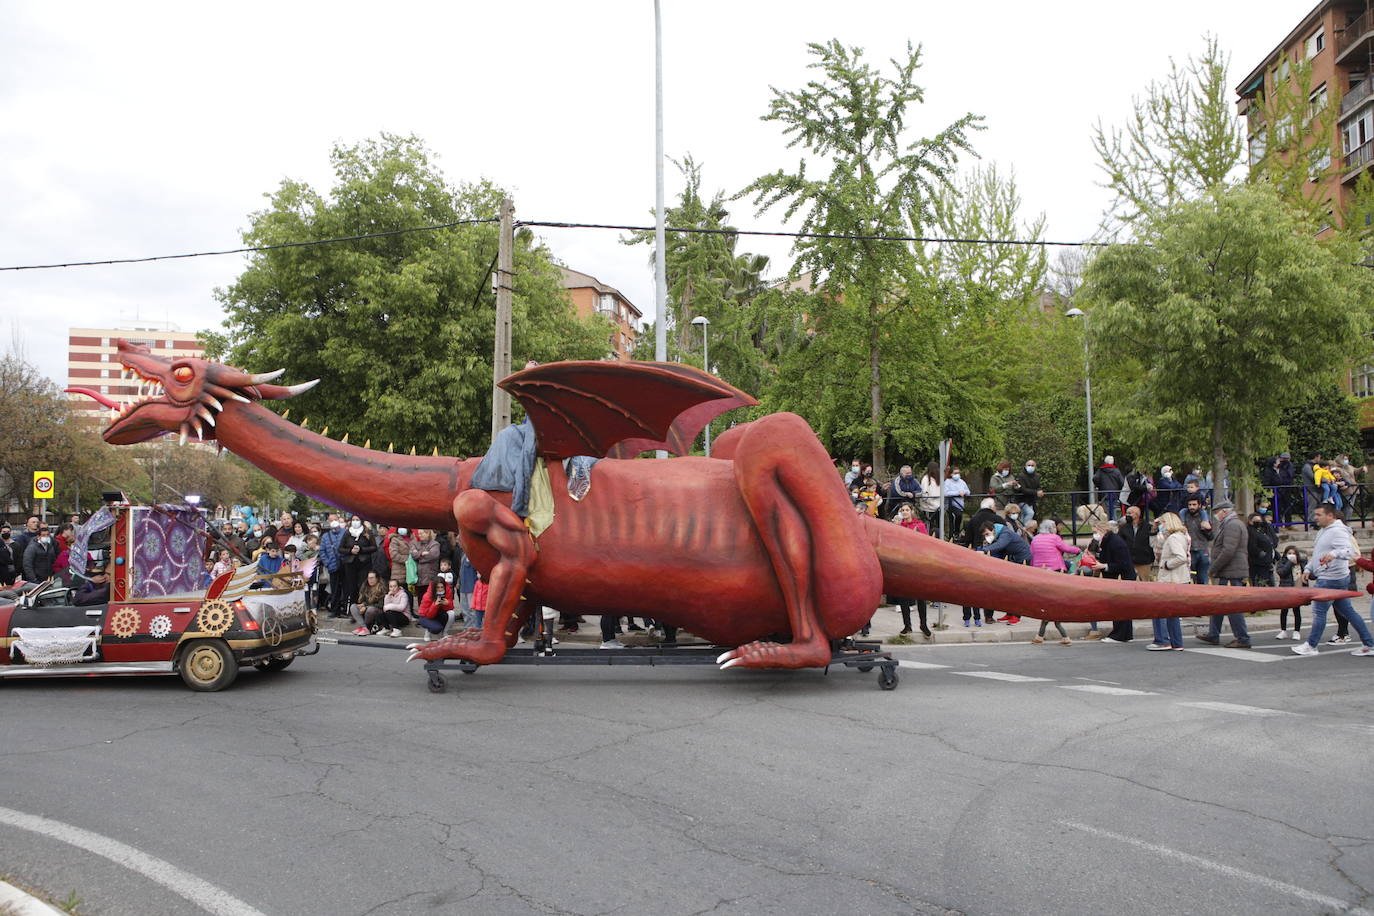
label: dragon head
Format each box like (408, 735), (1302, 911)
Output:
(66, 339), (318, 445)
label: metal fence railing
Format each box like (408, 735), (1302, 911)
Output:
(899, 484), (1373, 546)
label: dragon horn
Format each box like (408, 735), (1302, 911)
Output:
(432, 446), (439, 457)
(281, 409), (290, 419)
(387, 443), (394, 452)
(255, 380), (320, 400)
(320, 427), (329, 437)
(301, 417), (310, 429)
(363, 439), (370, 449)
(410, 445), (417, 456)
(247, 369), (286, 384)
(341, 433), (349, 444)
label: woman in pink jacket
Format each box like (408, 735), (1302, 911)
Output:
(1030, 518), (1081, 571)
(1029, 519), (1081, 645)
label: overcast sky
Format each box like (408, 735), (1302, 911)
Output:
(2, 1), (1298, 384)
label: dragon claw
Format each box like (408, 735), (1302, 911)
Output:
(715, 650), (734, 665)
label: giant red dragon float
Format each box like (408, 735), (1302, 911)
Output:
(68, 341), (1350, 673)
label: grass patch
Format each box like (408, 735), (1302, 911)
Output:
(885, 634), (916, 645)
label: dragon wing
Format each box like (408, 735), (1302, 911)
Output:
(499, 361), (757, 459)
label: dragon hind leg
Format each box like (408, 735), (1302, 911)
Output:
(718, 412), (882, 670)
(408, 489), (535, 666)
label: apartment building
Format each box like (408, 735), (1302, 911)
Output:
(1236, 1), (1373, 229)
(1238, 2), (1374, 441)
(559, 267), (641, 359)
(66, 323), (204, 422)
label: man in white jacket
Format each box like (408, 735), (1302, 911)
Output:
(1293, 503), (1374, 657)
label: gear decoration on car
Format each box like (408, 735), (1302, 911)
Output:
(109, 607), (141, 638)
(263, 615), (284, 647)
(194, 599), (234, 637)
(148, 615), (173, 639)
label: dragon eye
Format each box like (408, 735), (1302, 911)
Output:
(172, 366), (194, 383)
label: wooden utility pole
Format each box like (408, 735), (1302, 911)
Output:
(491, 198), (515, 440)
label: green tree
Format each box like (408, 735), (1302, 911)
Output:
(1280, 385), (1363, 460)
(625, 156), (771, 397)
(214, 134), (611, 458)
(739, 40), (981, 474)
(1092, 35), (1241, 227)
(1080, 184), (1373, 506)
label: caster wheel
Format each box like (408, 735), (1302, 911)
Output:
(878, 666), (898, 690)
(427, 672), (447, 693)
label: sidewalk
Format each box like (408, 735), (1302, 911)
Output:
(314, 602), (1307, 648)
(0, 879), (66, 915)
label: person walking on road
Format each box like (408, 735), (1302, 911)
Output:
(1195, 501), (1252, 648)
(1293, 503), (1374, 657)
(1147, 512), (1189, 651)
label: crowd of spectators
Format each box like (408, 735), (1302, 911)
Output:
(839, 451), (1374, 658)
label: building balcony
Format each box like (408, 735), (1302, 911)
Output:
(1343, 138), (1374, 180)
(1338, 10), (1374, 63)
(1342, 78), (1374, 117)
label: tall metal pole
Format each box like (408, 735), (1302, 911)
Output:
(491, 198), (515, 441)
(1083, 324), (1096, 505)
(653, 0), (669, 459)
(653, 0), (668, 367)
(701, 323), (711, 456)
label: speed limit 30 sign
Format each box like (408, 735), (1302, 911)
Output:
(32, 470), (55, 500)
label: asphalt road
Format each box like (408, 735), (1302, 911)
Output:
(1, 634), (1371, 916)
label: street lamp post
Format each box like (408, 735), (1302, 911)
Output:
(691, 315), (712, 456)
(1065, 308), (1096, 507)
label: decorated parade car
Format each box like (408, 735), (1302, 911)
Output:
(0, 498), (318, 691)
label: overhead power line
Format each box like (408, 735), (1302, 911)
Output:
(518, 220), (1111, 247)
(0, 217), (1106, 273)
(0, 218), (499, 272)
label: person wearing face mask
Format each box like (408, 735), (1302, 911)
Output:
(1093, 520), (1137, 643)
(1275, 547), (1306, 640)
(0, 526), (15, 586)
(338, 516), (376, 616)
(1152, 465), (1184, 516)
(942, 466), (970, 537)
(22, 525), (57, 582)
(844, 460), (863, 487)
(320, 516), (347, 617)
(1247, 514), (1277, 587)
(978, 519), (1031, 627)
(1014, 460), (1044, 525)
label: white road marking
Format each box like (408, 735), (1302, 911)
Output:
(0, 805), (265, 916)
(953, 671), (1052, 683)
(1072, 676), (1123, 685)
(896, 660), (950, 670)
(1059, 685), (1156, 696)
(1059, 820), (1373, 916)
(1184, 647), (1284, 663)
(1178, 701), (1296, 717)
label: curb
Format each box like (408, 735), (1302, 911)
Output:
(0, 880), (65, 916)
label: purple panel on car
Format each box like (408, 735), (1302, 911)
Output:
(131, 506), (208, 598)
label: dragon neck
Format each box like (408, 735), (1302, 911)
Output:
(214, 401), (473, 529)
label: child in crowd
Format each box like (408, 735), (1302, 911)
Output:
(469, 571), (488, 633)
(1275, 546), (1306, 640)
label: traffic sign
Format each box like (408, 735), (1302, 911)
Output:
(32, 470), (55, 500)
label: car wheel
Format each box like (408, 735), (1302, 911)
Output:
(253, 656), (294, 673)
(179, 639), (238, 692)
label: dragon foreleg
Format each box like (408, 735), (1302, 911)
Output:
(408, 489), (534, 666)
